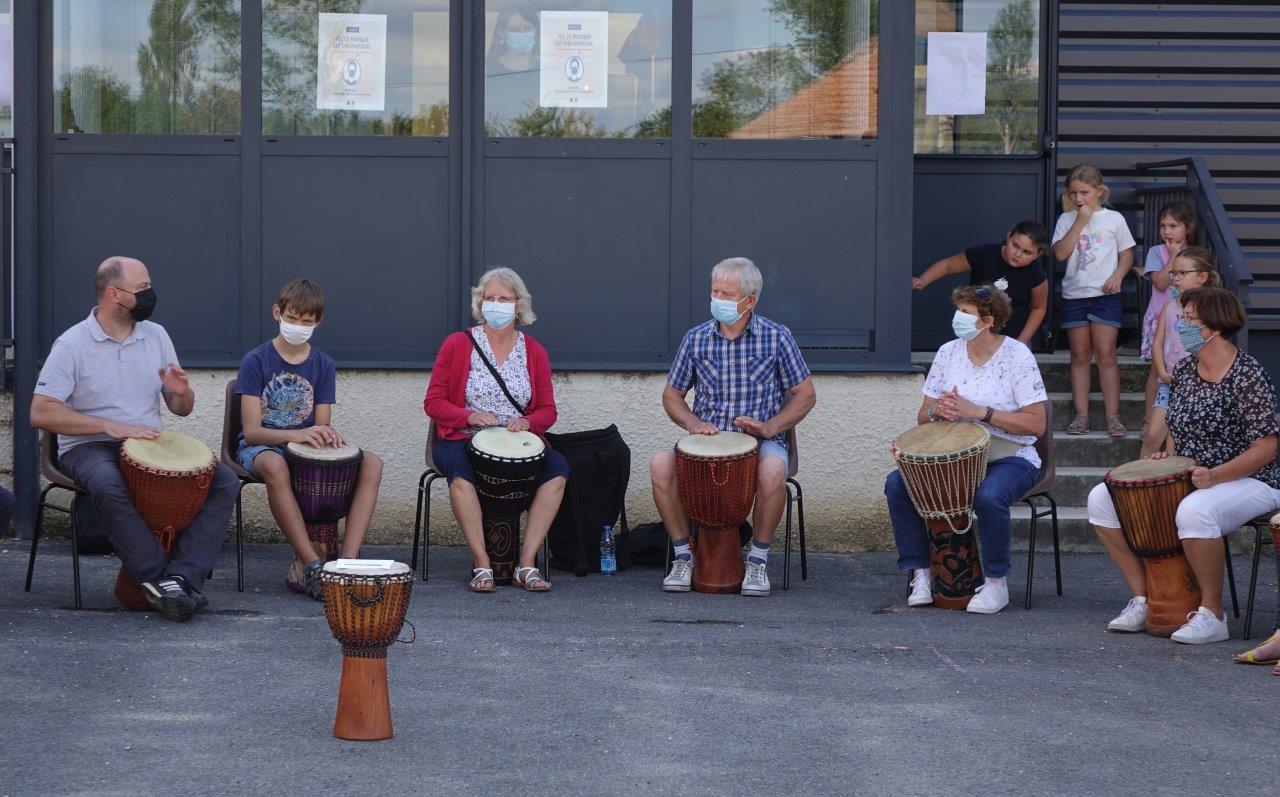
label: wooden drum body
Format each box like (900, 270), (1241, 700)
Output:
(283, 442), (364, 563)
(467, 429), (546, 584)
(891, 422), (991, 610)
(1105, 457), (1202, 637)
(116, 431), (217, 610)
(675, 432), (759, 594)
(321, 560), (414, 741)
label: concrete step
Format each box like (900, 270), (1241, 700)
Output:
(1049, 393), (1146, 431)
(1011, 505), (1096, 550)
(1040, 364), (1150, 394)
(1045, 466), (1109, 506)
(1051, 431), (1142, 467)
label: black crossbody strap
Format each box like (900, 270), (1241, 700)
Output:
(468, 330), (528, 416)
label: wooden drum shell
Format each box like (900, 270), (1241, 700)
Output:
(1104, 463), (1201, 637)
(675, 445), (758, 595)
(466, 442), (546, 585)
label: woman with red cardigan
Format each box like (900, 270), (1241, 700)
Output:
(424, 267), (569, 593)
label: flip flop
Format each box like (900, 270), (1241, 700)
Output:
(1234, 633), (1280, 665)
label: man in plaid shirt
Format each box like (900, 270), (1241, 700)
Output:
(652, 257), (817, 597)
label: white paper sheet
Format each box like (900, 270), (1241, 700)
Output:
(539, 11), (609, 109)
(925, 32), (988, 116)
(316, 13), (387, 112)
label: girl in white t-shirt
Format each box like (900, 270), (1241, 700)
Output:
(1051, 164), (1136, 437)
(886, 284), (1048, 616)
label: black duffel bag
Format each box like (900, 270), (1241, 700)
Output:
(545, 424), (631, 575)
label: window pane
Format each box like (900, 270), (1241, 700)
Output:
(914, 0), (1041, 155)
(53, 0), (242, 135)
(484, 1), (672, 139)
(263, 1), (448, 136)
(692, 0), (877, 140)
(0, 1), (11, 137)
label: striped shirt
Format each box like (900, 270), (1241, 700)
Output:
(668, 314), (811, 447)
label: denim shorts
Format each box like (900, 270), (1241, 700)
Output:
(235, 441), (285, 476)
(1060, 294), (1122, 329)
(1153, 382), (1171, 410)
(667, 437), (789, 471)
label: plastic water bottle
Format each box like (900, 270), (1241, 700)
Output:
(600, 523), (617, 575)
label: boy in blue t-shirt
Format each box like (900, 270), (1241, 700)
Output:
(235, 279), (384, 600)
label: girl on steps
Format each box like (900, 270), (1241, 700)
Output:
(1139, 200), (1196, 440)
(1052, 164), (1137, 437)
(1141, 247), (1220, 456)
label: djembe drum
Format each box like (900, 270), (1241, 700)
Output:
(891, 421), (991, 610)
(674, 431), (759, 594)
(467, 428), (546, 584)
(283, 442), (363, 582)
(320, 560), (414, 741)
(116, 431), (217, 610)
(1104, 456), (1202, 637)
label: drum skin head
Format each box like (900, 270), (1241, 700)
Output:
(121, 431), (213, 472)
(676, 431), (758, 457)
(285, 441), (362, 461)
(1108, 456), (1196, 482)
(470, 428), (545, 458)
(893, 421), (990, 458)
(323, 559), (409, 576)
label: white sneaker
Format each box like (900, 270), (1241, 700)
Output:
(741, 561), (771, 597)
(907, 571), (933, 607)
(1170, 606), (1230, 644)
(965, 578), (1009, 614)
(663, 557), (693, 592)
(1107, 596), (1148, 633)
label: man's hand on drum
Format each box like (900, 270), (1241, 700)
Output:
(685, 419), (718, 436)
(468, 410), (499, 428)
(733, 416), (772, 439)
(506, 417), (531, 433)
(101, 420), (161, 441)
(158, 363), (189, 396)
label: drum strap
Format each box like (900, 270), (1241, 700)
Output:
(468, 332), (529, 416)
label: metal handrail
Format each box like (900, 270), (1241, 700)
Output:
(1135, 156), (1252, 351)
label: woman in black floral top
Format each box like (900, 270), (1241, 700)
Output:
(1087, 287), (1280, 645)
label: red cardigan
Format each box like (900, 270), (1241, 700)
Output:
(424, 329), (558, 441)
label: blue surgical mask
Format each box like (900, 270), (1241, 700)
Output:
(710, 296), (746, 326)
(482, 300), (516, 329)
(951, 310), (983, 342)
(1169, 286), (1181, 300)
(504, 29), (536, 54)
(1176, 317), (1216, 355)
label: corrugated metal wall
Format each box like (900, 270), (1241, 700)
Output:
(1056, 0), (1280, 323)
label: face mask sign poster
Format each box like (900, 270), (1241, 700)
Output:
(539, 11), (608, 109)
(316, 13), (388, 112)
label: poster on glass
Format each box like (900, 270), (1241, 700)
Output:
(317, 13), (388, 112)
(539, 11), (608, 109)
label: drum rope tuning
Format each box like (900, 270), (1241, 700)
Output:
(896, 452), (988, 534)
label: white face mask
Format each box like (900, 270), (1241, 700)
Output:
(279, 320), (314, 346)
(482, 300), (517, 329)
(504, 29), (536, 54)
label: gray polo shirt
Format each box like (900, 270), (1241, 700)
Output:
(35, 309), (179, 456)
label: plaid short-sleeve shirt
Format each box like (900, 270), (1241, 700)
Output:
(668, 314), (811, 447)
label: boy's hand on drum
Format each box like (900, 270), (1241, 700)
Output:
(101, 420), (161, 440)
(733, 416), (771, 438)
(313, 424), (344, 447)
(468, 411), (499, 428)
(506, 418), (530, 432)
(1191, 467), (1215, 489)
(293, 427), (332, 448)
(158, 363), (189, 396)
(685, 420), (718, 436)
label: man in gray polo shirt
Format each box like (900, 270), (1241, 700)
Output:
(31, 256), (237, 621)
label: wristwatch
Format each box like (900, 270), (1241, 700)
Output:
(982, 406), (995, 423)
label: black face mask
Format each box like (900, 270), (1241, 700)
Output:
(117, 287), (157, 322)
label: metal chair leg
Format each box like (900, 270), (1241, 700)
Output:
(788, 477), (807, 581)
(783, 485), (793, 591)
(411, 471), (428, 574)
(1049, 494), (1062, 596)
(423, 474), (439, 582)
(1225, 536), (1240, 619)
(1244, 524), (1264, 640)
(25, 484), (55, 592)
(235, 484), (246, 592)
(1024, 497), (1038, 610)
(70, 498), (82, 610)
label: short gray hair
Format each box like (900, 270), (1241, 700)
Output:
(471, 266), (537, 326)
(95, 257), (126, 299)
(711, 257), (763, 299)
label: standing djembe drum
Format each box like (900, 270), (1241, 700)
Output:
(1104, 456), (1202, 637)
(467, 428), (546, 584)
(283, 442), (363, 584)
(321, 560), (414, 741)
(675, 431), (759, 594)
(116, 431), (217, 610)
(891, 421), (991, 609)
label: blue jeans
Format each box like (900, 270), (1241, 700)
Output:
(885, 456), (1039, 579)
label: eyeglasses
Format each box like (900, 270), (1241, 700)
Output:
(1168, 269), (1204, 277)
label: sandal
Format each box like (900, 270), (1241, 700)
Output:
(1107, 415), (1127, 438)
(513, 566), (552, 592)
(1066, 414), (1089, 435)
(1234, 632), (1280, 665)
(469, 567), (495, 593)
